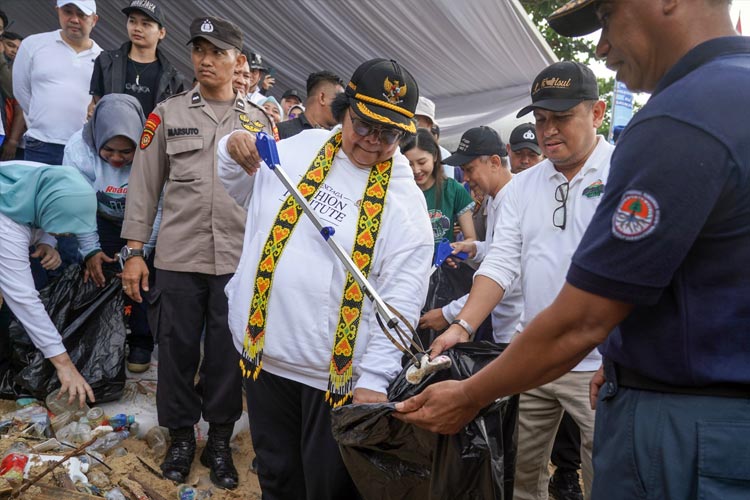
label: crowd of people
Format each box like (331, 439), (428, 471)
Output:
(0, 0), (748, 499)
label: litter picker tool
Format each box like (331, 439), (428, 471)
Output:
(255, 132), (428, 368)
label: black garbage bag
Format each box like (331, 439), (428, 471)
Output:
(4, 264), (127, 401)
(417, 262), (475, 346)
(331, 342), (519, 500)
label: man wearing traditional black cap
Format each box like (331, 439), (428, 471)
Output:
(121, 15), (272, 489)
(507, 123), (543, 174)
(89, 0), (187, 117)
(396, 1), (750, 499)
(397, 60), (613, 500)
(217, 58), (433, 499)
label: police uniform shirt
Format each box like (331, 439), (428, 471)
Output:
(122, 86), (272, 275)
(567, 37), (750, 387)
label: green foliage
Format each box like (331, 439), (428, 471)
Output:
(519, 0), (597, 63)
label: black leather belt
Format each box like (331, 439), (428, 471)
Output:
(615, 363), (750, 399)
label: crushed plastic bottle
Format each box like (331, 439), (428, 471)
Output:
(46, 388), (89, 419)
(105, 487), (127, 500)
(145, 426), (168, 458)
(87, 430), (129, 454)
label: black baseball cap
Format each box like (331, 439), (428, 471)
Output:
(187, 16), (242, 51)
(122, 0), (164, 26)
(547, 0), (600, 38)
(517, 61), (598, 117)
(248, 52), (268, 70)
(282, 89), (302, 101)
(345, 58), (419, 134)
(509, 123), (541, 155)
(444, 126), (507, 166)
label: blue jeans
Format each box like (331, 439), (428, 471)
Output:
(23, 137), (66, 165)
(593, 364), (750, 499)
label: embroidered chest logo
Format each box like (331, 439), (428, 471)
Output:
(383, 77), (406, 104)
(239, 113), (264, 133)
(140, 112), (161, 150)
(582, 179), (604, 198)
(612, 190), (660, 241)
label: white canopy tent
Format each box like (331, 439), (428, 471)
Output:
(2, 0), (556, 146)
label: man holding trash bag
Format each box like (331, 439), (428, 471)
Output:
(217, 58), (434, 499)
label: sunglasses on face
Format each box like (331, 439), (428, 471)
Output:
(348, 110), (404, 145)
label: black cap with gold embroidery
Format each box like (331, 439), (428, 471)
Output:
(547, 0), (600, 37)
(345, 59), (419, 134)
(516, 61), (598, 117)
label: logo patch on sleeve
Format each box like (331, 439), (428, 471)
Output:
(140, 112), (161, 150)
(612, 190), (660, 241)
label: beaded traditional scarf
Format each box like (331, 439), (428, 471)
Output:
(239, 131), (393, 407)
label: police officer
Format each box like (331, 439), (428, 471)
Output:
(396, 1), (750, 498)
(121, 16), (272, 489)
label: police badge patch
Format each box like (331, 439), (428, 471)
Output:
(239, 113), (264, 133)
(612, 190), (660, 241)
(140, 113), (161, 150)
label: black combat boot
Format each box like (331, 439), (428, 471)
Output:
(200, 423), (239, 489)
(160, 427), (196, 483)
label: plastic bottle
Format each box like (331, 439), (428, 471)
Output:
(107, 414), (135, 431)
(145, 426), (168, 458)
(177, 484), (198, 500)
(0, 442), (31, 482)
(87, 430), (129, 454)
(105, 487), (127, 500)
(46, 388), (89, 419)
(72, 418), (92, 444)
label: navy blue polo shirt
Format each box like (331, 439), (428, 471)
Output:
(567, 37), (750, 387)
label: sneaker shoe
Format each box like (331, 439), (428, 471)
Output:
(549, 469), (584, 500)
(127, 346), (152, 373)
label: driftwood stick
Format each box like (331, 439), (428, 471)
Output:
(11, 435), (98, 498)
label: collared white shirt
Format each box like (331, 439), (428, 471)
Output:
(13, 30), (101, 145)
(477, 136), (614, 371)
(442, 182), (524, 343)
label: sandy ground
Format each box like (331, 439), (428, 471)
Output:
(0, 398), (263, 499)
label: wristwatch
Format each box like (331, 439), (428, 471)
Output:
(119, 245), (145, 262)
(451, 318), (475, 341)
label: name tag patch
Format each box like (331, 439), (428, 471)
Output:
(168, 128), (200, 137)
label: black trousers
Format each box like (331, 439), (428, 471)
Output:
(551, 411), (582, 471)
(153, 269), (242, 429)
(97, 216), (153, 351)
(244, 371), (361, 500)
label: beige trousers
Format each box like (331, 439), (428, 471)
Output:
(513, 370), (595, 500)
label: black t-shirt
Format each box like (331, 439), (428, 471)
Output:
(124, 59), (161, 115)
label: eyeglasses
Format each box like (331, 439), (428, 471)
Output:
(553, 181), (569, 230)
(348, 110), (404, 145)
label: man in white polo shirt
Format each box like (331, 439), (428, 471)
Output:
(13, 0), (101, 269)
(414, 61), (613, 500)
(13, 0), (101, 166)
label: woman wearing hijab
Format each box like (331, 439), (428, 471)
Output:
(0, 162), (97, 405)
(63, 93), (160, 373)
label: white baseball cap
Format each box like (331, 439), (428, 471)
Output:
(57, 0), (97, 15)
